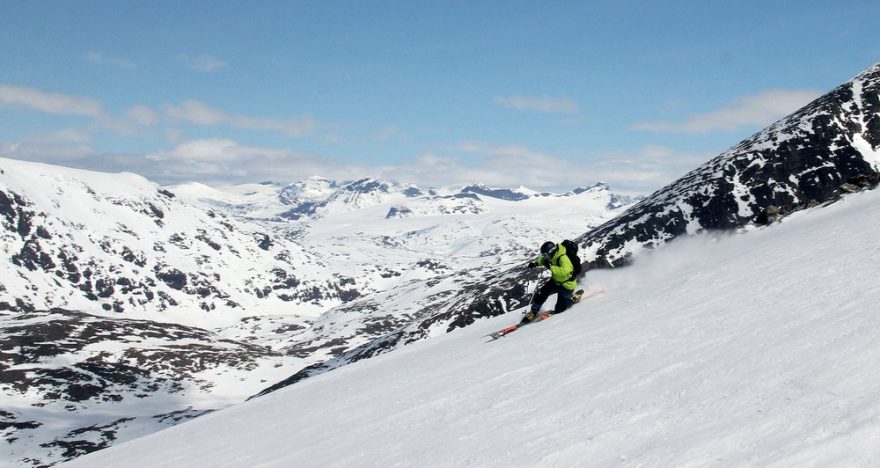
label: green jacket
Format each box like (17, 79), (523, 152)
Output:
(535, 243), (577, 291)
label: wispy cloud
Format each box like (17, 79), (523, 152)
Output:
(179, 54), (228, 72)
(0, 84), (104, 117)
(147, 138), (285, 163)
(459, 140), (558, 164)
(125, 105), (160, 127)
(374, 124), (407, 143)
(633, 89), (821, 133)
(163, 100), (318, 138)
(85, 51), (136, 69)
(91, 105), (161, 136)
(494, 95), (581, 114)
(365, 151), (600, 192)
(0, 128), (95, 162)
(584, 145), (712, 194)
(381, 147), (564, 189)
(1, 128), (712, 193)
(0, 83), (321, 142)
(142, 138), (361, 183)
(378, 140), (707, 193)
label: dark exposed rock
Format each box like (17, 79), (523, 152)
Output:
(461, 184), (530, 201)
(257, 233), (273, 250)
(1, 308), (282, 464)
(152, 407), (214, 424)
(146, 203), (164, 219)
(196, 230), (222, 251)
(403, 187), (423, 197)
(39, 417), (135, 459)
(278, 201), (320, 220)
(386, 206), (413, 219)
(0, 410), (42, 431)
(11, 239), (56, 272)
(155, 268), (187, 290)
(120, 246), (146, 267)
(577, 63), (880, 270)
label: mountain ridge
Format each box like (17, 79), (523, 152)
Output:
(579, 61), (880, 268)
(1, 157), (628, 466)
(64, 180), (880, 468)
(253, 61), (880, 397)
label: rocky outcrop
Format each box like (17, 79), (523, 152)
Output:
(579, 63), (880, 267)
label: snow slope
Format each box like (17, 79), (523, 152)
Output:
(1, 156), (631, 466)
(65, 186), (880, 467)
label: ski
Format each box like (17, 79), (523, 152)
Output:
(483, 288), (605, 342)
(484, 313), (549, 341)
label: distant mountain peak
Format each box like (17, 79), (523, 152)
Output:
(572, 181), (610, 194)
(341, 177), (394, 193)
(459, 184), (531, 201)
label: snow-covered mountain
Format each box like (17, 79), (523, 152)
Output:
(66, 174), (880, 468)
(580, 61), (880, 267)
(255, 62), (880, 398)
(170, 176), (629, 224)
(4, 60), (879, 466)
(0, 159), (629, 466)
(0, 159), (359, 323)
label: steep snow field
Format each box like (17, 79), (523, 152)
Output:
(2, 156), (634, 467)
(67, 188), (880, 467)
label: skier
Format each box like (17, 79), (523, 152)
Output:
(522, 240), (581, 324)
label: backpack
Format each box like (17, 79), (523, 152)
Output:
(561, 239), (582, 278)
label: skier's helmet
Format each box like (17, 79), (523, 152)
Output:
(540, 241), (556, 256)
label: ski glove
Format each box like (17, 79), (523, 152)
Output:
(527, 261), (537, 269)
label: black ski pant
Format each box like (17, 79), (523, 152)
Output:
(531, 280), (575, 314)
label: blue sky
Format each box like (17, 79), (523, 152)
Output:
(1, 1), (878, 193)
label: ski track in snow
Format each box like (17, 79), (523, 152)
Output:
(66, 187), (880, 467)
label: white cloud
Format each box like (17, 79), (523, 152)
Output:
(1, 128), (710, 194)
(163, 100), (319, 138)
(459, 140), (556, 161)
(414, 141), (710, 193)
(85, 51), (136, 69)
(125, 105), (160, 127)
(163, 100), (226, 126)
(0, 129), (95, 162)
(141, 138), (362, 183)
(363, 141), (697, 193)
(633, 89), (821, 133)
(94, 138), (606, 188)
(584, 145), (712, 194)
(494, 95), (581, 114)
(0, 84), (159, 137)
(147, 138), (285, 163)
(0, 84), (103, 117)
(179, 54), (228, 72)
(88, 105), (160, 136)
(40, 128), (93, 144)
(446, 141), (567, 186)
(375, 125), (407, 143)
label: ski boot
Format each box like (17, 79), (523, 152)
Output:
(520, 305), (542, 325)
